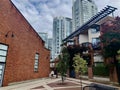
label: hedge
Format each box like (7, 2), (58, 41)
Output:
(93, 64), (109, 76)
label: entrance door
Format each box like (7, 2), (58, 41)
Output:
(0, 64), (5, 87)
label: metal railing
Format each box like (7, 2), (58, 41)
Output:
(83, 85), (118, 90)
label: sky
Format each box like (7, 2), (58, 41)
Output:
(11, 0), (120, 38)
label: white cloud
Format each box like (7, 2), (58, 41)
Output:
(94, 0), (109, 10)
(108, 0), (120, 16)
(94, 0), (120, 16)
(11, 0), (72, 38)
(11, 0), (120, 38)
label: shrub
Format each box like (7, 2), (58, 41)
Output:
(93, 63), (109, 77)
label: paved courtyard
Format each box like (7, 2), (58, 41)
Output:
(0, 77), (119, 90)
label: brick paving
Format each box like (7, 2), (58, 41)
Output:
(31, 79), (86, 90)
(0, 77), (119, 90)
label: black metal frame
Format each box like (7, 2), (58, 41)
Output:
(63, 5), (117, 42)
(83, 85), (118, 90)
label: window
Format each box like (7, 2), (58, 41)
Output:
(92, 38), (100, 45)
(91, 26), (100, 33)
(0, 44), (8, 62)
(92, 38), (101, 50)
(34, 53), (39, 72)
(91, 29), (97, 33)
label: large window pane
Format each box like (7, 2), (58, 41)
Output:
(91, 27), (100, 33)
(0, 71), (2, 74)
(0, 75), (1, 79)
(0, 44), (8, 63)
(92, 38), (100, 46)
(34, 62), (38, 65)
(0, 57), (6, 62)
(34, 53), (39, 72)
(0, 66), (2, 69)
(92, 38), (100, 49)
(0, 51), (7, 56)
(35, 54), (39, 59)
(0, 44), (8, 50)
(35, 60), (38, 63)
(34, 65), (38, 68)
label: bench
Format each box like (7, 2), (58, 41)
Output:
(83, 83), (118, 90)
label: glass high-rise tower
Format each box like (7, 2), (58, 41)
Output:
(38, 32), (48, 48)
(72, 0), (98, 31)
(53, 17), (72, 59)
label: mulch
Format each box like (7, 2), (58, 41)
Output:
(31, 79), (84, 90)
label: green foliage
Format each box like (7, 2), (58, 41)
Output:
(100, 17), (120, 58)
(93, 64), (109, 76)
(56, 55), (69, 76)
(99, 17), (120, 84)
(56, 46), (70, 80)
(117, 50), (120, 54)
(73, 54), (87, 74)
(103, 41), (120, 58)
(117, 50), (120, 63)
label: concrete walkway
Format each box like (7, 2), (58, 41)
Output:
(0, 77), (119, 90)
(0, 78), (57, 90)
(81, 75), (109, 81)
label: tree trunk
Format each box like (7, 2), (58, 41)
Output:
(61, 76), (64, 84)
(110, 56), (120, 84)
(115, 63), (120, 84)
(112, 55), (120, 84)
(109, 66), (118, 82)
(79, 73), (82, 90)
(80, 73), (83, 90)
(88, 66), (93, 79)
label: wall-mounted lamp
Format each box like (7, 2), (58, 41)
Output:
(5, 31), (15, 38)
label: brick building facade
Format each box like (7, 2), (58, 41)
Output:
(0, 0), (50, 86)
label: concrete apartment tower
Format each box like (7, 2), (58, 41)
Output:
(72, 0), (98, 31)
(53, 17), (72, 59)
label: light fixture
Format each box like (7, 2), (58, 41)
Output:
(5, 31), (15, 38)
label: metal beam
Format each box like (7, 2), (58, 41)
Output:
(63, 5), (117, 42)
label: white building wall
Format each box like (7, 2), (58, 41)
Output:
(88, 28), (100, 42)
(88, 28), (103, 63)
(94, 54), (103, 63)
(79, 34), (89, 44)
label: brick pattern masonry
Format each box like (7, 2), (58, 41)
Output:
(0, 0), (50, 86)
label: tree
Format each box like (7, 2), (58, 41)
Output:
(100, 17), (120, 84)
(67, 44), (91, 78)
(73, 54), (87, 90)
(56, 46), (70, 83)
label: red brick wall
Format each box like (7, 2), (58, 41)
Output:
(0, 0), (50, 86)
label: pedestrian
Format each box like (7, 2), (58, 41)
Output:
(54, 68), (58, 78)
(50, 70), (54, 78)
